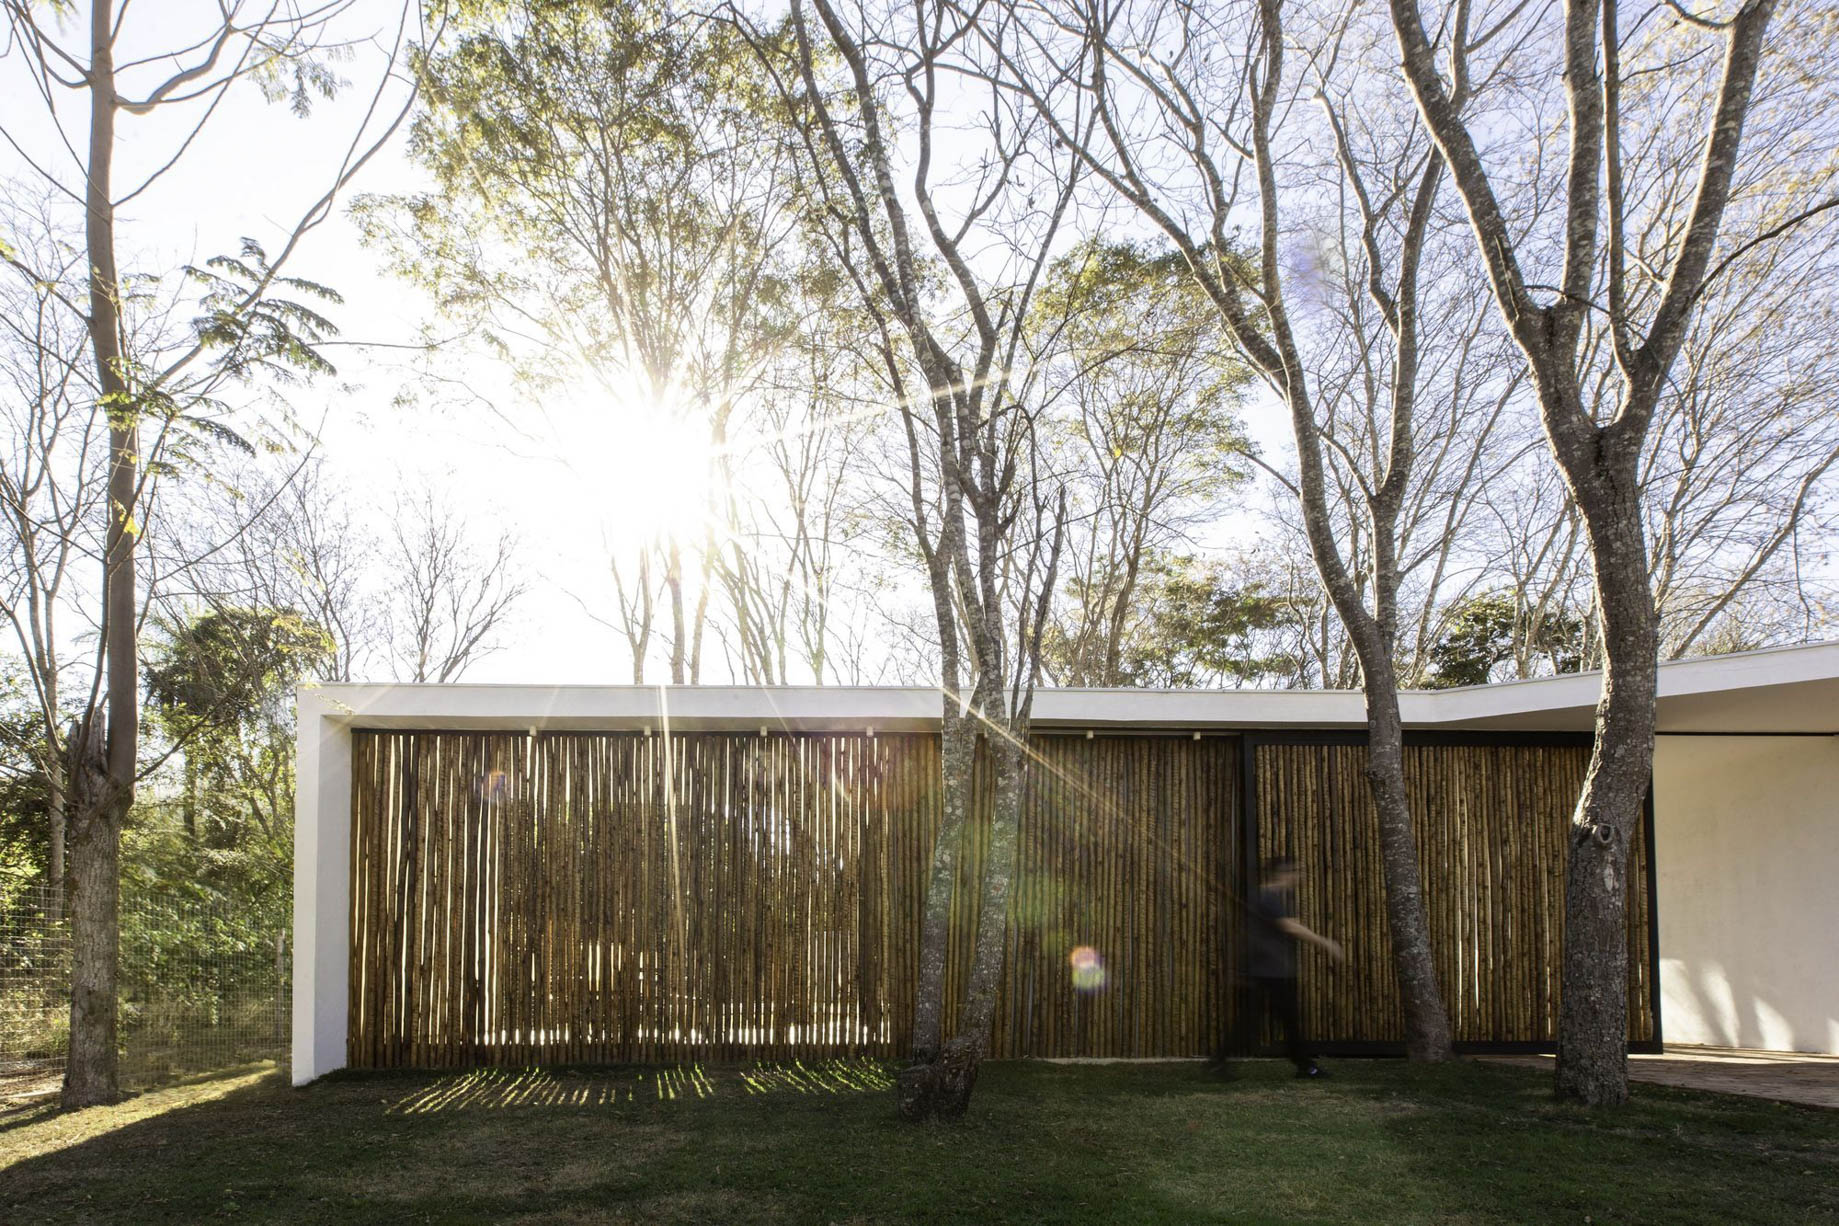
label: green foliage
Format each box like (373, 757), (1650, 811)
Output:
(1036, 238), (1254, 480)
(1033, 241), (1262, 686)
(138, 606), (328, 916)
(145, 607), (332, 728)
(1049, 553), (1305, 688)
(184, 238), (343, 385)
(359, 0), (803, 394)
(121, 811), (289, 996)
(0, 666), (52, 898)
(109, 602), (300, 1084)
(1423, 592), (1586, 688)
(0, 758), (51, 892)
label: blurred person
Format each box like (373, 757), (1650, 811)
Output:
(1216, 855), (1343, 1079)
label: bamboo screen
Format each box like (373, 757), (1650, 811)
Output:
(347, 729), (1652, 1069)
(346, 731), (1240, 1068)
(1253, 741), (1656, 1046)
(985, 734), (1239, 1058)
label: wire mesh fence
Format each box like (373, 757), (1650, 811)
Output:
(0, 883), (68, 1099)
(0, 881), (289, 1102)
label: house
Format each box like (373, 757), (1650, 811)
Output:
(291, 642), (1839, 1083)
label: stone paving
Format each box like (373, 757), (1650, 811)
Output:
(1483, 1045), (1839, 1110)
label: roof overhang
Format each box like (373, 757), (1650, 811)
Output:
(297, 640), (1839, 737)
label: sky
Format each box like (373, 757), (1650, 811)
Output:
(0, 0), (1295, 688)
(0, 0), (749, 685)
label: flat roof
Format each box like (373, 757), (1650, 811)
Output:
(298, 639), (1839, 736)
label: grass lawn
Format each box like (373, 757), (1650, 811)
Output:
(1, 1057), (1834, 1224)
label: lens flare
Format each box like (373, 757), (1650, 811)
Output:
(1068, 945), (1106, 992)
(475, 769), (510, 802)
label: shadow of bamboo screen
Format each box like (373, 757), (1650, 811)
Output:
(346, 730), (1650, 1068)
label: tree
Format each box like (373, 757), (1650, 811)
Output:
(1029, 240), (1255, 686)
(367, 0), (807, 684)
(1387, 0), (1796, 1102)
(383, 489), (526, 683)
(1421, 591), (1584, 689)
(1052, 551), (1304, 688)
(1, 0), (424, 1105)
(744, 0), (1075, 1116)
(1641, 227), (1839, 657)
(984, 0), (1463, 1059)
(1451, 181), (1839, 681)
(0, 665), (56, 893)
(145, 606), (331, 849)
(192, 456), (382, 685)
(0, 197), (104, 921)
(701, 267), (882, 685)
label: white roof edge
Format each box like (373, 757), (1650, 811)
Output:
(297, 639), (1839, 733)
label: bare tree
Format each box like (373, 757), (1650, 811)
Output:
(0, 197), (104, 922)
(383, 489), (526, 683)
(1387, 0), (1795, 1103)
(743, 0), (1075, 1115)
(1030, 240), (1256, 686)
(982, 0), (1466, 1059)
(176, 454), (383, 684)
(1644, 236), (1839, 656)
(1, 0), (426, 1105)
(604, 550), (659, 684)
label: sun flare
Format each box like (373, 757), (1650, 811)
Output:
(608, 409), (721, 541)
(549, 380), (731, 556)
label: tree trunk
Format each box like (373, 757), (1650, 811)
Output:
(1292, 426), (1453, 1062)
(63, 733), (121, 1107)
(664, 541), (687, 685)
(1361, 674), (1453, 1061)
(46, 762), (66, 923)
(897, 711), (976, 1120)
(932, 727), (1026, 1118)
(1385, 0), (1772, 1110)
(181, 751), (198, 841)
(689, 541), (711, 684)
(1555, 478), (1657, 1106)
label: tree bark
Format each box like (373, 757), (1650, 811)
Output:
(1386, 0), (1776, 1105)
(1245, 0), (1453, 1061)
(46, 762), (66, 923)
(664, 541), (687, 685)
(1553, 464), (1657, 1105)
(932, 727), (1025, 1117)
(64, 722), (122, 1107)
(897, 709), (975, 1120)
(1360, 669), (1453, 1060)
(1002, 0), (1457, 1059)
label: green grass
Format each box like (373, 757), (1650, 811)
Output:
(1, 1058), (1834, 1224)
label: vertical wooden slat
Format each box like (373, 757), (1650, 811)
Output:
(344, 729), (1644, 1067)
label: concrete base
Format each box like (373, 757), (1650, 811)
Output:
(1483, 1046), (1839, 1110)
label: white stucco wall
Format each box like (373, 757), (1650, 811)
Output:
(1654, 735), (1839, 1054)
(291, 691), (352, 1085)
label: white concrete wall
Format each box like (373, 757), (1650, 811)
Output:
(292, 691), (353, 1085)
(1654, 735), (1839, 1054)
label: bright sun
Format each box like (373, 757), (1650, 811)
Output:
(538, 377), (735, 562)
(609, 409), (721, 541)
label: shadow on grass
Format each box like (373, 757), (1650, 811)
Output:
(1, 1058), (1835, 1225)
(1343, 1059), (1839, 1224)
(0, 1060), (281, 1138)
